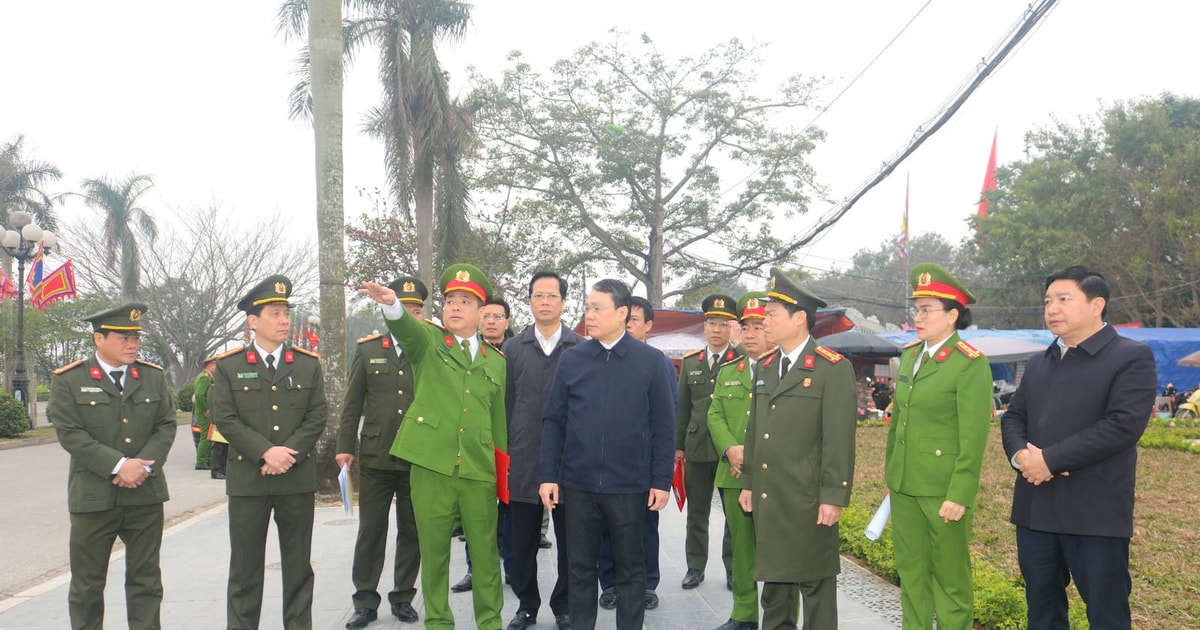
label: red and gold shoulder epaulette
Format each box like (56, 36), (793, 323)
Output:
(215, 346), (247, 361)
(292, 346), (321, 360)
(357, 333), (383, 344)
(135, 359), (164, 371)
(756, 347), (779, 362)
(955, 340), (983, 360)
(51, 359), (85, 375)
(814, 346), (844, 364)
(902, 340), (922, 350)
(682, 348), (704, 360)
(718, 356), (740, 369)
(760, 351), (778, 368)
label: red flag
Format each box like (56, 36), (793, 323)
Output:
(29, 259), (77, 310)
(977, 131), (998, 223)
(24, 243), (44, 290)
(0, 268), (18, 299)
(672, 459), (687, 511)
(304, 326), (319, 348)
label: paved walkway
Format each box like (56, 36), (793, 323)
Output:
(0, 492), (901, 629)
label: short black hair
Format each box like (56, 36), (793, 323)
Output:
(775, 300), (815, 330)
(630, 296), (654, 322)
(936, 298), (973, 330)
(528, 271), (568, 298)
(1046, 265), (1109, 318)
(591, 279), (632, 324)
(485, 296), (511, 319)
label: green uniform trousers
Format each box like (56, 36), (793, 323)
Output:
(410, 464), (503, 630)
(227, 493), (315, 630)
(683, 459), (732, 574)
(761, 576), (837, 630)
(68, 503), (164, 630)
(890, 491), (975, 630)
(195, 417), (213, 466)
(351, 465), (420, 609)
(721, 489), (758, 622)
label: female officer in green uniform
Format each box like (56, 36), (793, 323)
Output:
(885, 262), (993, 630)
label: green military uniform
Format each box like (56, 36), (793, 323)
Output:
(194, 360), (215, 467)
(208, 275), (328, 630)
(885, 263), (993, 630)
(336, 277), (425, 623)
(741, 270), (857, 630)
(382, 264), (508, 630)
(676, 293), (739, 586)
(707, 291), (770, 626)
(50, 303), (176, 630)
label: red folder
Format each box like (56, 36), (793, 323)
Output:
(672, 459), (686, 511)
(495, 447), (511, 504)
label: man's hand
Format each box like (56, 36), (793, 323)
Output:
(357, 281), (397, 306)
(1020, 442), (1054, 485)
(816, 504), (842, 526)
(113, 458), (154, 488)
(726, 444), (744, 477)
(335, 453), (354, 469)
(648, 488), (669, 511)
(539, 483), (559, 511)
(738, 489), (753, 513)
(675, 449), (686, 464)
(939, 500), (966, 523)
(260, 446), (298, 475)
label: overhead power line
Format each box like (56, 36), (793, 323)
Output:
(783, 0), (1061, 255)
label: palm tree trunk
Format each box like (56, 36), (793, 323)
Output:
(308, 0), (346, 487)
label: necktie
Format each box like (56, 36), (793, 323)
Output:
(461, 339), (472, 363)
(708, 352), (715, 370)
(110, 370), (124, 393)
(780, 356), (791, 379)
(266, 354), (277, 376)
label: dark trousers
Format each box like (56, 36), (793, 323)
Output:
(1016, 526), (1132, 630)
(210, 442), (228, 477)
(683, 459), (732, 575)
(351, 465), (420, 609)
(509, 500), (569, 616)
(227, 493), (315, 630)
(761, 577), (837, 630)
(564, 488), (647, 630)
(68, 504), (164, 630)
(598, 509), (660, 590)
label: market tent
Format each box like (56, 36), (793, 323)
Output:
(815, 330), (903, 357)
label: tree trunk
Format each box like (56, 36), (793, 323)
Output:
(308, 0), (347, 488)
(414, 164), (435, 310)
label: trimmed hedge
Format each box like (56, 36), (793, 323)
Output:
(0, 392), (30, 438)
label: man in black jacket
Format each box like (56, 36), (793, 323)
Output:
(1002, 266), (1157, 630)
(502, 271), (583, 630)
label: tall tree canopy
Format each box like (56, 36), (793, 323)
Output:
(976, 93), (1200, 327)
(469, 32), (825, 305)
(79, 173), (157, 300)
(0, 135), (61, 231)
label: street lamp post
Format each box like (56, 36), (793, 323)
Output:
(2, 211), (57, 429)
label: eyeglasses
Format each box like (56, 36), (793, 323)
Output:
(531, 292), (561, 301)
(480, 314), (507, 322)
(908, 307), (946, 320)
(583, 304), (617, 315)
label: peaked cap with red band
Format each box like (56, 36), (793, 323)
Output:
(908, 262), (976, 307)
(439, 263), (492, 303)
(736, 290), (769, 321)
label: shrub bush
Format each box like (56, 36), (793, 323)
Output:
(35, 384), (51, 401)
(176, 382), (195, 413)
(0, 392), (30, 438)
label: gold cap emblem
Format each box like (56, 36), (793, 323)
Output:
(403, 281), (416, 293)
(129, 309), (141, 321)
(770, 275), (777, 289)
(747, 298), (759, 309)
(713, 298), (725, 309)
(917, 272), (932, 287)
(274, 282), (287, 294)
(456, 270), (471, 282)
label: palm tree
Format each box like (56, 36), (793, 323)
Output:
(79, 173), (158, 300)
(279, 0), (473, 290)
(0, 135), (62, 231)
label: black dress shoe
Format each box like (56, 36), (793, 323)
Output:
(643, 590), (659, 610)
(539, 534), (553, 548)
(598, 586), (617, 609)
(391, 602), (418, 622)
(345, 607), (377, 629)
(451, 573), (473, 592)
(554, 613), (572, 629)
(212, 470), (226, 479)
(681, 569), (705, 589)
(714, 620), (758, 630)
(506, 610), (536, 630)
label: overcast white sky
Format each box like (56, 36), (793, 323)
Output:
(2, 0), (1195, 289)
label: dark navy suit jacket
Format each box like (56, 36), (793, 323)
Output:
(1001, 324), (1157, 538)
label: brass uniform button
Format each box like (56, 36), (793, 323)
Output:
(237, 455), (244, 461)
(935, 449), (943, 457)
(124, 437), (132, 443)
(273, 425), (281, 431)
(243, 386), (250, 391)
(90, 401), (96, 406)
(122, 418), (129, 424)
(761, 492), (767, 499)
(397, 390), (404, 396)
(417, 417), (425, 423)
(761, 463), (768, 470)
(763, 433), (770, 440)
(271, 385), (278, 391)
